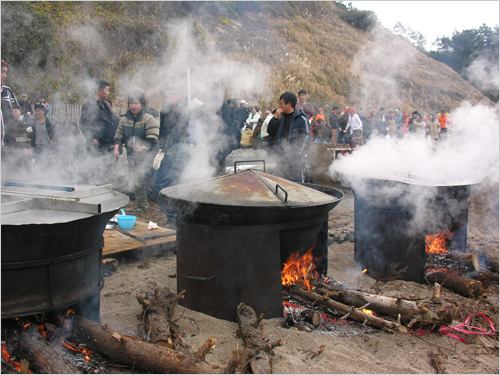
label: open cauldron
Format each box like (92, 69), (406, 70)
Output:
(160, 169), (344, 321)
(1, 183), (129, 322)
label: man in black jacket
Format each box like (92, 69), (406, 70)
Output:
(151, 89), (190, 227)
(79, 80), (116, 155)
(329, 105), (341, 144)
(267, 91), (311, 182)
(1, 59), (21, 149)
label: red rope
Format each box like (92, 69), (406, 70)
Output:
(438, 313), (496, 343)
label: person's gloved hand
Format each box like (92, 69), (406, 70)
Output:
(26, 126), (33, 133)
(153, 150), (164, 170)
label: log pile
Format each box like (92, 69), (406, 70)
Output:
(283, 278), (456, 332)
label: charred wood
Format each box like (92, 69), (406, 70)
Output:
(427, 271), (484, 298)
(18, 331), (81, 374)
(69, 314), (220, 374)
(300, 309), (321, 327)
(289, 286), (407, 332)
(310, 279), (455, 327)
(444, 253), (480, 272)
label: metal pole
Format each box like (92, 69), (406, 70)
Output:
(187, 69), (191, 102)
(3, 182), (75, 191)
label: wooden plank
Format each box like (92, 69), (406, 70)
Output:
(103, 221), (176, 256)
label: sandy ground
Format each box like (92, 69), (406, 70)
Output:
(100, 179), (499, 374)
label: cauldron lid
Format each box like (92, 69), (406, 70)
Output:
(160, 169), (339, 207)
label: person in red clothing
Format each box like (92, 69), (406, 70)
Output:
(438, 109), (451, 137)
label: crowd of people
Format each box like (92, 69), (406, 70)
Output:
(1, 58), (453, 226)
(227, 93), (453, 152)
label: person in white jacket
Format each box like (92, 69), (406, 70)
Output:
(245, 106), (261, 131)
(345, 108), (363, 146)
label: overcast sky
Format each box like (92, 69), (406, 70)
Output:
(349, 1), (500, 50)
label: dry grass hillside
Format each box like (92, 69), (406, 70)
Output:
(4, 1), (493, 113)
(200, 2), (491, 114)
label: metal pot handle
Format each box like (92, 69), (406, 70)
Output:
(233, 160), (266, 174)
(275, 184), (288, 203)
(185, 273), (215, 281)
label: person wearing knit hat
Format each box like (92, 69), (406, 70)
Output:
(315, 108), (325, 127)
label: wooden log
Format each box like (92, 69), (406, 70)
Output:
(445, 253), (480, 271)
(300, 309), (321, 327)
(426, 271), (484, 298)
(289, 286), (407, 332)
(18, 331), (81, 374)
(234, 303), (273, 374)
(69, 314), (220, 374)
(136, 284), (185, 349)
(311, 279), (455, 327)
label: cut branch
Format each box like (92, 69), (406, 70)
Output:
(426, 272), (484, 298)
(69, 314), (220, 374)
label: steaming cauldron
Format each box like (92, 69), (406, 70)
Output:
(160, 169), (344, 321)
(349, 175), (479, 283)
(1, 183), (129, 322)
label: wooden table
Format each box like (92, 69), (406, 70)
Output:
(102, 220), (176, 257)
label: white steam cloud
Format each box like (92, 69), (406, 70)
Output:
(466, 54), (500, 94)
(2, 16), (273, 195)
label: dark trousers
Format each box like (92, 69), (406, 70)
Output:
(153, 143), (190, 226)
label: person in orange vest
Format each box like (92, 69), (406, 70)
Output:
(438, 109), (451, 137)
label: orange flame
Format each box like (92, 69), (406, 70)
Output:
(61, 339), (92, 362)
(281, 247), (320, 291)
(1, 342), (22, 372)
(362, 268), (367, 274)
(362, 308), (375, 316)
(426, 229), (454, 254)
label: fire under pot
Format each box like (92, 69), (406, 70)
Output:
(1, 182), (129, 322)
(160, 169), (344, 321)
(351, 177), (477, 283)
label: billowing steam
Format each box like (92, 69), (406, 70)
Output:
(2, 16), (272, 196)
(466, 54), (500, 96)
(329, 102), (499, 235)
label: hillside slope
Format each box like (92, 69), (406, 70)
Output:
(2, 1), (492, 113)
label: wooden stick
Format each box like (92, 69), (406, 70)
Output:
(426, 271), (484, 298)
(69, 314), (220, 374)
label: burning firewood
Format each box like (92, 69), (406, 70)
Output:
(444, 253), (480, 272)
(136, 282), (186, 349)
(289, 286), (408, 332)
(310, 279), (455, 328)
(426, 271), (484, 298)
(69, 314), (220, 374)
(18, 330), (81, 374)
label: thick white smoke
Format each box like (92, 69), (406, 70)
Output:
(2, 15), (273, 193)
(329, 102), (499, 235)
(466, 54), (500, 95)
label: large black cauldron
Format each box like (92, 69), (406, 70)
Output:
(350, 176), (478, 283)
(160, 169), (344, 321)
(1, 183), (129, 322)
